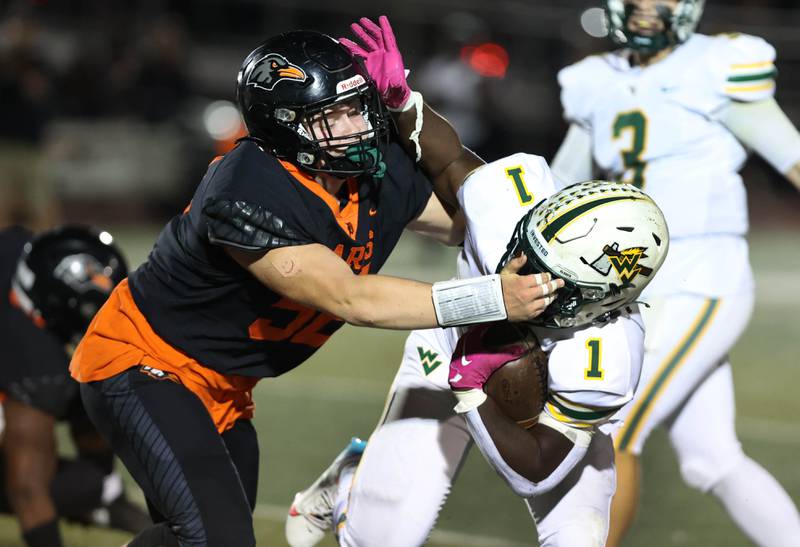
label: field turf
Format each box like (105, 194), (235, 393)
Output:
(2, 228), (794, 546)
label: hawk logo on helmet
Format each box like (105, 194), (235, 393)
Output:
(603, 245), (653, 283)
(246, 53), (307, 91)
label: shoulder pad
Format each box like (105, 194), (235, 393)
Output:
(558, 54), (617, 128)
(460, 153), (555, 214)
(202, 198), (312, 251)
(457, 154), (556, 276)
(710, 33), (777, 102)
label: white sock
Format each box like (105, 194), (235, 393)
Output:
(101, 472), (124, 505)
(712, 456), (800, 547)
(332, 465), (356, 532)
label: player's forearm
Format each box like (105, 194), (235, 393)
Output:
(242, 246), (440, 329)
(393, 102), (461, 177)
(394, 103), (484, 208)
(407, 195), (465, 246)
(473, 398), (574, 483)
(336, 274), (438, 329)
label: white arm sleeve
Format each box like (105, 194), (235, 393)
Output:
(550, 124), (594, 189)
(721, 98), (800, 174)
(463, 408), (591, 498)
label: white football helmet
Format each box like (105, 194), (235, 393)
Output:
(499, 180), (669, 328)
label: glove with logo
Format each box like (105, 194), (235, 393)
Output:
(449, 324), (526, 414)
(340, 15), (412, 111)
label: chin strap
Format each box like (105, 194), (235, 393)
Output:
(344, 143), (387, 179)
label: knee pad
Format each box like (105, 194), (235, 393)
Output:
(679, 447), (746, 493)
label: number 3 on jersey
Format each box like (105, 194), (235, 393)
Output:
(585, 338), (604, 380)
(612, 110), (648, 188)
(505, 166), (534, 205)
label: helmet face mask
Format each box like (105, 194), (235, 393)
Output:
(288, 86), (390, 178)
(497, 181), (669, 329)
(11, 225), (127, 345)
(605, 0), (706, 54)
(237, 31), (391, 179)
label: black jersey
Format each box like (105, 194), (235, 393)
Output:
(129, 140), (432, 378)
(0, 227), (75, 416)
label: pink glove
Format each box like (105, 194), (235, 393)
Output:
(448, 324), (526, 392)
(340, 15), (411, 110)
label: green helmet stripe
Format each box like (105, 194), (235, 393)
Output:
(540, 195), (639, 243)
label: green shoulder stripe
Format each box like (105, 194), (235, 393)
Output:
(549, 397), (619, 421)
(727, 68), (777, 83)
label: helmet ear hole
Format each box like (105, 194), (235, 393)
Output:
(247, 103), (306, 158)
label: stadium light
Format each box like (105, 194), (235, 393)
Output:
(460, 42), (509, 79)
(203, 100), (245, 141)
(581, 7), (608, 38)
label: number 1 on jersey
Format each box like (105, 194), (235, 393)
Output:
(612, 110), (648, 188)
(505, 166), (534, 205)
(585, 338), (604, 380)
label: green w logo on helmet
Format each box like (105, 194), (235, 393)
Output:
(604, 245), (653, 283)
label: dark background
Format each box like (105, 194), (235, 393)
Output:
(0, 0), (798, 230)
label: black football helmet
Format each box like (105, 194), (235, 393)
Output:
(11, 225), (128, 345)
(236, 30), (391, 179)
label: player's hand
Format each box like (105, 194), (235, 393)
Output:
(448, 324), (525, 392)
(340, 15), (411, 110)
(499, 254), (563, 322)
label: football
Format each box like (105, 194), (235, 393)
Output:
(482, 322), (548, 429)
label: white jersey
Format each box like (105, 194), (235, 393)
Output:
(558, 32), (775, 239)
(558, 33), (774, 296)
(404, 154), (645, 428)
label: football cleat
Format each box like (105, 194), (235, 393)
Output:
(72, 493), (151, 534)
(285, 437), (367, 547)
(105, 493), (152, 533)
